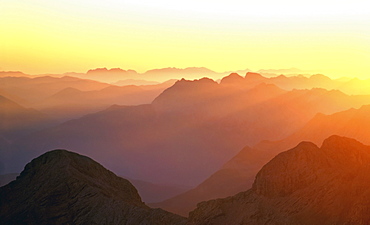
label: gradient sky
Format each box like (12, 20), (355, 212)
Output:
(1, 0), (370, 78)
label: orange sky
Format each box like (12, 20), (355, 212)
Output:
(1, 0), (370, 79)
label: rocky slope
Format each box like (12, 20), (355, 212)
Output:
(0, 150), (186, 225)
(157, 104), (370, 216)
(188, 136), (370, 225)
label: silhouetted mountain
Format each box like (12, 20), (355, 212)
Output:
(255, 104), (370, 154)
(0, 171), (189, 203)
(154, 100), (370, 216)
(220, 73), (247, 85)
(243, 72), (370, 95)
(114, 79), (159, 86)
(0, 149), (186, 225)
(0, 95), (52, 140)
(35, 82), (172, 121)
(144, 67), (223, 81)
(188, 136), (370, 224)
(8, 76), (370, 191)
(0, 71), (29, 78)
(0, 76), (110, 103)
(86, 68), (139, 83)
(0, 75), (174, 121)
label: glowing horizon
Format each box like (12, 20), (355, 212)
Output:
(1, 0), (370, 79)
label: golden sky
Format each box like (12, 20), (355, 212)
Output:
(1, 0), (370, 78)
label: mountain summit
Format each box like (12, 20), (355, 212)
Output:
(0, 150), (186, 225)
(188, 136), (370, 225)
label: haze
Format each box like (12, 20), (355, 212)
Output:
(2, 1), (370, 224)
(1, 0), (370, 79)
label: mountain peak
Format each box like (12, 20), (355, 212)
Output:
(252, 141), (320, 198)
(320, 135), (370, 166)
(189, 136), (370, 224)
(321, 135), (361, 149)
(0, 149), (186, 225)
(245, 72), (264, 79)
(19, 149), (144, 205)
(220, 73), (244, 84)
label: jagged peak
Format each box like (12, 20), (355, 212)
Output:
(321, 135), (364, 150)
(172, 77), (217, 89)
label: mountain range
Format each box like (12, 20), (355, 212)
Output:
(154, 103), (370, 216)
(2, 136), (370, 224)
(6, 74), (370, 190)
(2, 69), (370, 221)
(0, 75), (175, 122)
(4, 68), (370, 94)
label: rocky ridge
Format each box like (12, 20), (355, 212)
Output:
(0, 150), (186, 225)
(188, 136), (370, 225)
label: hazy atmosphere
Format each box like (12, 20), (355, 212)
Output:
(1, 0), (370, 78)
(1, 1), (370, 224)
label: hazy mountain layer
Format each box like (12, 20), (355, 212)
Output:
(156, 104), (370, 216)
(7, 76), (370, 188)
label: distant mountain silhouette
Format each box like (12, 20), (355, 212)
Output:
(242, 72), (370, 95)
(82, 67), (222, 83)
(0, 95), (52, 140)
(114, 79), (160, 86)
(255, 104), (370, 154)
(144, 67), (222, 81)
(86, 68), (139, 83)
(35, 81), (174, 121)
(8, 76), (370, 191)
(0, 149), (186, 225)
(188, 136), (370, 224)
(0, 75), (175, 122)
(0, 71), (29, 78)
(0, 76), (110, 103)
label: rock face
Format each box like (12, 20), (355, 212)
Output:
(0, 150), (186, 225)
(188, 136), (370, 225)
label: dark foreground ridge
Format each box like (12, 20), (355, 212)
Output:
(188, 135), (370, 225)
(0, 150), (186, 225)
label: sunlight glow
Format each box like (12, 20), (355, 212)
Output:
(1, 0), (370, 78)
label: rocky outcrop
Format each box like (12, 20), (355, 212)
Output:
(188, 136), (370, 225)
(0, 150), (186, 225)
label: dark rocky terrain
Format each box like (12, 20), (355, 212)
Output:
(188, 136), (370, 225)
(0, 150), (186, 225)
